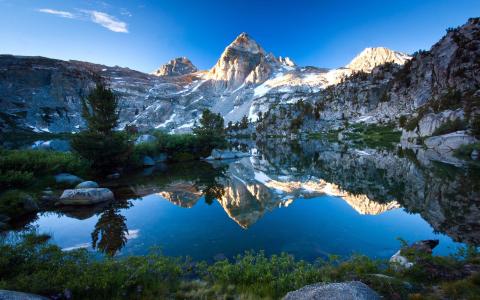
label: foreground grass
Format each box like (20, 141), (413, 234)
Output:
(0, 233), (479, 299)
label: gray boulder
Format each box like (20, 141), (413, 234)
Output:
(424, 131), (477, 153)
(205, 149), (251, 160)
(283, 281), (380, 300)
(143, 156), (155, 166)
(0, 290), (49, 300)
(106, 172), (121, 180)
(135, 134), (157, 145)
(58, 188), (114, 205)
(75, 181), (99, 189)
(471, 149), (479, 160)
(55, 173), (83, 185)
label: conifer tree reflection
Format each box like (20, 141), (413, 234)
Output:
(91, 201), (131, 256)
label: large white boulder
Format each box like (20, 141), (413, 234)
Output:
(58, 188), (114, 205)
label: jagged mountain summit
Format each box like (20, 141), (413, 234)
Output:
(345, 47), (411, 73)
(9, 19), (477, 134)
(152, 57), (198, 76)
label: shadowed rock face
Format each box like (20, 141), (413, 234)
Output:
(152, 57), (197, 77)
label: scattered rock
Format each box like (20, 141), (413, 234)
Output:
(471, 149), (479, 160)
(106, 173), (121, 180)
(283, 281), (380, 300)
(143, 156), (155, 166)
(134, 134), (157, 145)
(75, 181), (99, 189)
(54, 173), (83, 185)
(23, 195), (39, 212)
(390, 239), (439, 270)
(58, 188), (114, 205)
(205, 149), (251, 160)
(389, 251), (414, 270)
(0, 290), (49, 300)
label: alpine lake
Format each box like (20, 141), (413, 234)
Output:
(4, 138), (480, 262)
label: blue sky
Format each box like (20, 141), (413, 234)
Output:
(0, 0), (478, 72)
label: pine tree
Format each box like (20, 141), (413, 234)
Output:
(71, 81), (132, 173)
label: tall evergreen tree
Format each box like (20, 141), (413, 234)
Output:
(71, 81), (132, 173)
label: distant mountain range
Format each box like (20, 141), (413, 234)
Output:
(0, 18), (479, 141)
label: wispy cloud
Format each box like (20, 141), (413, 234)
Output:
(87, 10), (128, 33)
(37, 8), (128, 33)
(38, 8), (75, 19)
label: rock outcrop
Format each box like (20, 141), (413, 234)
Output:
(58, 188), (114, 205)
(152, 57), (197, 76)
(283, 281), (380, 300)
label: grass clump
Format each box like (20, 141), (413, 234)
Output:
(454, 142), (480, 160)
(132, 131), (226, 165)
(0, 148), (88, 189)
(0, 190), (37, 217)
(345, 123), (401, 148)
(1, 234), (480, 299)
(432, 118), (467, 136)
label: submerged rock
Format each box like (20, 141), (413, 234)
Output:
(283, 281), (380, 300)
(55, 173), (83, 185)
(0, 290), (49, 300)
(205, 149), (251, 160)
(75, 181), (99, 189)
(58, 188), (114, 205)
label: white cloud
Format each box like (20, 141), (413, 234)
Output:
(38, 8), (75, 19)
(87, 10), (128, 33)
(37, 7), (128, 33)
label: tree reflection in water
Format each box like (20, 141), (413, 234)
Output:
(91, 201), (131, 256)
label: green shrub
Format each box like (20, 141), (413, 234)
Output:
(0, 149), (87, 179)
(71, 131), (132, 173)
(453, 142), (480, 159)
(432, 119), (467, 136)
(0, 170), (34, 189)
(399, 115), (407, 128)
(0, 190), (37, 217)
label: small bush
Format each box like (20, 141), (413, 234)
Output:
(71, 131), (132, 173)
(0, 149), (87, 179)
(0, 190), (37, 217)
(432, 119), (467, 136)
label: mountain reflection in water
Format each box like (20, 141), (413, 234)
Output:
(27, 139), (480, 258)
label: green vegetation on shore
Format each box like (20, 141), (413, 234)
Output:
(0, 233), (479, 299)
(344, 123), (401, 148)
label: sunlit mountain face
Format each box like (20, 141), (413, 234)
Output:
(14, 139), (478, 259)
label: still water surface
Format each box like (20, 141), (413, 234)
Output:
(26, 139), (480, 260)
